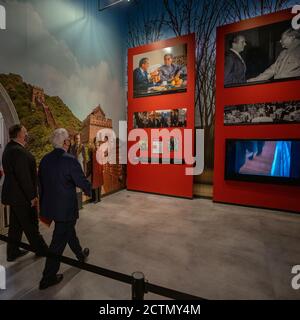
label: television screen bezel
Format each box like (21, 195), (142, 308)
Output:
(224, 138), (300, 185)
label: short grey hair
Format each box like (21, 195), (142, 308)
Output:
(283, 28), (300, 40)
(51, 128), (69, 148)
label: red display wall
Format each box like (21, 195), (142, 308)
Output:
(127, 34), (195, 198)
(214, 9), (300, 213)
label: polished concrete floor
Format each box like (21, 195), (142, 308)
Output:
(0, 190), (300, 300)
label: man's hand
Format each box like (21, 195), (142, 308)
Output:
(31, 197), (38, 207)
(31, 197), (40, 214)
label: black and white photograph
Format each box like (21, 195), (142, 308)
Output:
(224, 20), (300, 87)
(133, 108), (187, 128)
(224, 100), (300, 125)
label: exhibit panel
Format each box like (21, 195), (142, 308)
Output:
(127, 34), (195, 198)
(214, 9), (300, 212)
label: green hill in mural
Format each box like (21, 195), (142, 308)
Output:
(0, 73), (82, 163)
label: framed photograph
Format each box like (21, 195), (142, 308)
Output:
(133, 44), (188, 98)
(168, 137), (179, 152)
(224, 100), (300, 125)
(138, 140), (148, 151)
(133, 108), (187, 129)
(224, 19), (300, 87)
(152, 139), (163, 154)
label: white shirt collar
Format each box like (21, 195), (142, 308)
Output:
(12, 139), (25, 147)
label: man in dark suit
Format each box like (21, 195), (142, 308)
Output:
(133, 57), (150, 95)
(39, 128), (92, 290)
(1, 124), (48, 261)
(69, 133), (86, 210)
(224, 34), (247, 86)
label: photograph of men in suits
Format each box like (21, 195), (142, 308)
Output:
(38, 128), (91, 290)
(224, 34), (247, 86)
(247, 28), (300, 82)
(1, 124), (48, 262)
(133, 57), (150, 96)
(159, 53), (186, 83)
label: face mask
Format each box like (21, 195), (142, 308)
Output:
(65, 139), (71, 148)
(24, 134), (29, 144)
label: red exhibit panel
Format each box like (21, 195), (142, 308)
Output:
(127, 34), (195, 198)
(214, 9), (300, 212)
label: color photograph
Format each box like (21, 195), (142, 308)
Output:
(133, 44), (187, 97)
(133, 108), (187, 128)
(168, 137), (179, 152)
(152, 139), (163, 154)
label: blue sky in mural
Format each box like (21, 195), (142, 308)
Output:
(0, 0), (129, 132)
(1, 0), (298, 131)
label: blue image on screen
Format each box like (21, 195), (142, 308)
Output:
(229, 140), (300, 180)
(225, 139), (300, 184)
(270, 141), (291, 177)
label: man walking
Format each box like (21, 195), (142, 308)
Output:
(1, 124), (48, 261)
(39, 128), (92, 290)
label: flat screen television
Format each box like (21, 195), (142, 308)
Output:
(225, 139), (300, 185)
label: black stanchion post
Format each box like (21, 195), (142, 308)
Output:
(132, 271), (145, 300)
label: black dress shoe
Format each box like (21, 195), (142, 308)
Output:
(39, 274), (64, 290)
(7, 249), (29, 262)
(78, 248), (89, 263)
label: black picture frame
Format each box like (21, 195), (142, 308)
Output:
(224, 100), (300, 126)
(224, 19), (300, 88)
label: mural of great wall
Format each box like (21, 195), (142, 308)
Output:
(0, 73), (126, 195)
(32, 86), (57, 129)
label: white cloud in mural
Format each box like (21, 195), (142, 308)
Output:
(0, 0), (125, 134)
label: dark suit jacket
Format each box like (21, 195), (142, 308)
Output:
(69, 144), (86, 163)
(1, 140), (37, 206)
(224, 50), (246, 86)
(38, 148), (92, 222)
(133, 68), (149, 94)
